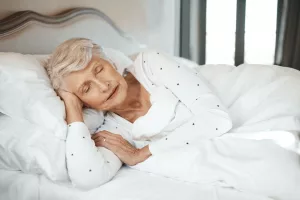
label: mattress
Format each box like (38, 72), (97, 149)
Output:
(0, 166), (271, 200)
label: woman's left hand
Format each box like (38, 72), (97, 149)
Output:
(92, 131), (151, 166)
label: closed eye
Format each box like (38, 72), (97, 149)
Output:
(95, 65), (103, 74)
(82, 83), (91, 94)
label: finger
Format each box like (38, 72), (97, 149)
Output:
(96, 139), (119, 152)
(95, 136), (108, 147)
(98, 136), (123, 147)
(95, 141), (102, 147)
(92, 131), (109, 139)
(93, 133), (110, 145)
(101, 135), (132, 152)
(94, 135), (117, 147)
(91, 133), (101, 140)
(92, 131), (112, 139)
(95, 141), (105, 147)
(93, 136), (105, 144)
(96, 131), (115, 138)
(105, 132), (124, 142)
(103, 139), (136, 157)
(96, 131), (122, 142)
(91, 133), (100, 140)
(92, 135), (110, 144)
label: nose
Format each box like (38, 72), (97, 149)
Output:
(94, 78), (110, 93)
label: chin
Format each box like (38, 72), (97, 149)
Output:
(103, 87), (127, 111)
(114, 87), (127, 105)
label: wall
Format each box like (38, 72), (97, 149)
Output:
(0, 0), (180, 55)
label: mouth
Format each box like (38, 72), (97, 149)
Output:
(106, 85), (119, 101)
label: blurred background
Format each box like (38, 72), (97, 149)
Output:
(181, 0), (299, 70)
(0, 0), (299, 69)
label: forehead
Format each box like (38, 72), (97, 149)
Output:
(61, 56), (112, 91)
(69, 56), (107, 76)
(61, 58), (96, 89)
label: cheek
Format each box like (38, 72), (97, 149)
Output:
(119, 78), (128, 93)
(81, 89), (105, 107)
(107, 67), (123, 81)
(115, 74), (127, 88)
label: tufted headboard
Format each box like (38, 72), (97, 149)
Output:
(0, 7), (145, 55)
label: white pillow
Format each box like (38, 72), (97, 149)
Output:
(0, 49), (132, 139)
(83, 108), (104, 133)
(0, 53), (67, 139)
(104, 47), (133, 74)
(0, 48), (130, 180)
(0, 114), (68, 181)
(0, 109), (104, 181)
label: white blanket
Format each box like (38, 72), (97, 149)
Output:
(131, 62), (300, 200)
(134, 135), (300, 200)
(0, 167), (273, 200)
(1, 58), (300, 200)
(197, 64), (300, 132)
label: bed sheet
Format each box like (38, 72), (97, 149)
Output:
(0, 167), (271, 200)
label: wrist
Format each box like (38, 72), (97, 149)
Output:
(65, 98), (82, 109)
(135, 146), (151, 164)
(64, 100), (83, 124)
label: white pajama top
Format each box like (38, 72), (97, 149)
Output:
(66, 50), (232, 189)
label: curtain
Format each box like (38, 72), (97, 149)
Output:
(275, 0), (300, 69)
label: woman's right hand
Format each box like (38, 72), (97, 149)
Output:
(57, 89), (84, 124)
(57, 89), (82, 106)
(92, 131), (151, 166)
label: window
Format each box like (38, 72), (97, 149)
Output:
(183, 0), (280, 65)
(206, 0), (237, 65)
(245, 0), (278, 64)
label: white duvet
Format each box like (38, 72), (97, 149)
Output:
(0, 167), (275, 200)
(197, 63), (300, 133)
(1, 56), (300, 200)
(131, 62), (300, 200)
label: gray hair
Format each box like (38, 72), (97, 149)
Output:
(45, 38), (110, 90)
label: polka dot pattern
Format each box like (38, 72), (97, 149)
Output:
(66, 122), (123, 189)
(65, 51), (233, 187)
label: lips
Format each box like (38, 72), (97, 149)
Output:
(106, 85), (119, 101)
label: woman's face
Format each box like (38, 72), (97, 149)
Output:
(62, 56), (128, 111)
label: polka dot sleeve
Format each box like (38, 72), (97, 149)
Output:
(66, 122), (122, 189)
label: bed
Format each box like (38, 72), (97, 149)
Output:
(0, 7), (299, 200)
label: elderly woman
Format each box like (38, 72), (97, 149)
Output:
(46, 38), (232, 188)
(46, 38), (300, 199)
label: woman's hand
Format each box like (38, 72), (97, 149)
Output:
(57, 89), (82, 106)
(92, 131), (151, 166)
(57, 89), (84, 124)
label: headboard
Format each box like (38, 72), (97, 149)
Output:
(0, 8), (145, 55)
